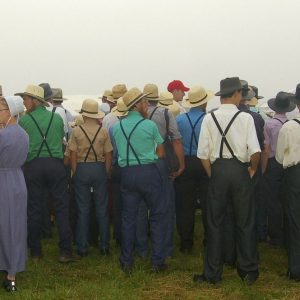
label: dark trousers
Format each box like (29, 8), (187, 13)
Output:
(24, 157), (72, 255)
(203, 159), (258, 282)
(175, 156), (208, 250)
(283, 164), (300, 278)
(120, 163), (168, 267)
(112, 165), (122, 245)
(264, 157), (285, 246)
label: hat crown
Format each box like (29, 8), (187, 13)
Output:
(167, 80), (189, 92)
(4, 96), (24, 116)
(159, 92), (173, 105)
(39, 83), (54, 100)
(116, 97), (127, 112)
(216, 77), (242, 96)
(112, 84), (127, 99)
(25, 85), (45, 99)
(81, 99), (99, 114)
(143, 84), (159, 98)
(188, 86), (209, 104)
(102, 90), (112, 98)
(274, 92), (292, 108)
(123, 88), (144, 107)
(295, 84), (300, 100)
(52, 88), (63, 100)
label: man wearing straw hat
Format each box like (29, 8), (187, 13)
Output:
(102, 85), (128, 130)
(17, 85), (76, 262)
(175, 85), (213, 254)
(194, 77), (261, 284)
(113, 87), (168, 272)
(276, 87), (300, 281)
(68, 99), (113, 257)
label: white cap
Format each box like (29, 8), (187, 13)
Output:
(4, 96), (24, 116)
(99, 102), (110, 115)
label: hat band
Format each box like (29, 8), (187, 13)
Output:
(126, 93), (144, 107)
(117, 108), (127, 113)
(159, 102), (171, 106)
(80, 109), (98, 114)
(190, 94), (207, 104)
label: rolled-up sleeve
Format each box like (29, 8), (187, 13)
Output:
(275, 127), (287, 165)
(247, 117), (261, 156)
(68, 130), (78, 152)
(197, 117), (210, 159)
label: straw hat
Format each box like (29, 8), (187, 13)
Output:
(4, 96), (25, 116)
(79, 99), (105, 119)
(112, 97), (128, 117)
(182, 86), (214, 108)
(52, 88), (67, 101)
(123, 87), (149, 110)
(158, 91), (173, 106)
(143, 84), (159, 100)
(99, 90), (113, 100)
(15, 84), (49, 107)
(107, 84), (128, 103)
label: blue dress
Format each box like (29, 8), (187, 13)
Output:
(0, 124), (29, 276)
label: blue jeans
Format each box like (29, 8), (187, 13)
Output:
(120, 163), (168, 267)
(73, 162), (109, 253)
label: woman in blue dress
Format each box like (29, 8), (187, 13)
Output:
(0, 96), (29, 292)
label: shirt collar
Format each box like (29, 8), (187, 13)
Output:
(219, 104), (239, 111)
(128, 111), (143, 118)
(274, 113), (287, 119)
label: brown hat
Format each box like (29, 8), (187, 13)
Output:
(15, 84), (49, 107)
(123, 88), (149, 110)
(80, 99), (105, 119)
(52, 88), (67, 101)
(143, 84), (159, 100)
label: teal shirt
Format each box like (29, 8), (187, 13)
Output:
(113, 111), (164, 167)
(19, 106), (64, 162)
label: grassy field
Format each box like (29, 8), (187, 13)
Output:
(1, 214), (299, 300)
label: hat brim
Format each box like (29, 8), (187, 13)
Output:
(15, 92), (50, 107)
(267, 98), (296, 113)
(182, 90), (214, 108)
(215, 87), (241, 96)
(124, 93), (150, 110)
(111, 107), (128, 117)
(80, 111), (105, 119)
(242, 89), (256, 101)
(106, 96), (117, 104)
(53, 97), (68, 101)
(145, 96), (160, 101)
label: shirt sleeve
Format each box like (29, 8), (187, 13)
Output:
(275, 126), (287, 165)
(102, 128), (113, 153)
(168, 110), (182, 140)
(264, 122), (271, 146)
(153, 123), (164, 145)
(197, 116), (210, 159)
(68, 129), (78, 152)
(246, 116), (261, 156)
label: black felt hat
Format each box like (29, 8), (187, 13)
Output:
(215, 77), (242, 96)
(267, 92), (296, 113)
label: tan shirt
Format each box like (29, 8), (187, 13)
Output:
(68, 119), (113, 163)
(276, 113), (300, 168)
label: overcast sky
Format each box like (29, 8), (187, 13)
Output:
(1, 0), (300, 100)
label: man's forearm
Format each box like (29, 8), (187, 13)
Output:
(172, 139), (185, 171)
(250, 152), (261, 172)
(105, 152), (112, 177)
(201, 159), (211, 178)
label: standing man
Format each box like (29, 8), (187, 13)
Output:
(113, 87), (168, 272)
(175, 86), (213, 253)
(194, 77), (261, 284)
(17, 85), (75, 262)
(167, 80), (189, 114)
(276, 89), (300, 280)
(261, 92), (296, 247)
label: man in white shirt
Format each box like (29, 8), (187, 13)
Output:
(194, 77), (261, 285)
(276, 88), (300, 281)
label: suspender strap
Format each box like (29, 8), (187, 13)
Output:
(149, 107), (159, 120)
(79, 125), (102, 162)
(293, 119), (300, 125)
(211, 111), (241, 159)
(120, 119), (145, 166)
(185, 113), (205, 156)
(273, 118), (287, 125)
(52, 107), (57, 113)
(28, 112), (55, 158)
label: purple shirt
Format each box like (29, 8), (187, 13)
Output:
(264, 113), (287, 158)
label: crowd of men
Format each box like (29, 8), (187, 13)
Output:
(1, 78), (300, 286)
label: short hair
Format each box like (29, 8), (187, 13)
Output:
(220, 89), (241, 99)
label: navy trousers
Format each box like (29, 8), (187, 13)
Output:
(24, 157), (73, 255)
(120, 163), (168, 267)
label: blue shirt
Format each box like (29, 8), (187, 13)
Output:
(176, 107), (206, 156)
(113, 111), (164, 167)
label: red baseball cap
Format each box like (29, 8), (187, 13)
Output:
(167, 80), (189, 92)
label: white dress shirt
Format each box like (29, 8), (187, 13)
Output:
(46, 103), (68, 133)
(197, 104), (261, 163)
(276, 112), (300, 169)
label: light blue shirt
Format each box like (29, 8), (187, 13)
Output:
(176, 107), (206, 156)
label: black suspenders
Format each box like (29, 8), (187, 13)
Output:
(293, 119), (300, 125)
(28, 112), (55, 158)
(120, 119), (145, 167)
(185, 113), (205, 156)
(79, 125), (102, 162)
(149, 107), (159, 120)
(211, 111), (242, 159)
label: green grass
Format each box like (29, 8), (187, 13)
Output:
(1, 214), (299, 300)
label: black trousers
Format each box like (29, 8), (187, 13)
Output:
(24, 157), (73, 255)
(283, 164), (300, 278)
(175, 156), (208, 250)
(264, 157), (285, 246)
(203, 159), (258, 282)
